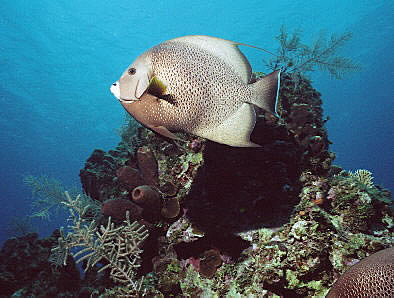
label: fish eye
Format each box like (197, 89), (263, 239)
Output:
(128, 67), (136, 75)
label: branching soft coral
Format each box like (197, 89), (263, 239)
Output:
(349, 169), (374, 188)
(50, 192), (149, 292)
(24, 175), (100, 221)
(265, 25), (360, 79)
(23, 175), (68, 220)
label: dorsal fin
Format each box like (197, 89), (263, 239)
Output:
(170, 35), (277, 84)
(170, 35), (252, 84)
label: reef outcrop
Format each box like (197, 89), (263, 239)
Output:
(3, 74), (392, 297)
(76, 74), (394, 296)
(0, 231), (80, 297)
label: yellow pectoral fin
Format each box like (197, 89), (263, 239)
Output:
(146, 76), (167, 97)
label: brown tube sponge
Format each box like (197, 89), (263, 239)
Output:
(101, 199), (143, 221)
(136, 147), (159, 186)
(132, 185), (161, 208)
(161, 197), (180, 219)
(116, 166), (144, 190)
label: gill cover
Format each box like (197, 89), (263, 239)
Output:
(119, 56), (151, 101)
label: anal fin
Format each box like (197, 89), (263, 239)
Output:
(196, 103), (260, 147)
(149, 125), (184, 142)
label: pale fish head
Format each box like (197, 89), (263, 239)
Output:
(110, 53), (152, 102)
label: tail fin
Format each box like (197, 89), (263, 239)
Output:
(249, 69), (281, 117)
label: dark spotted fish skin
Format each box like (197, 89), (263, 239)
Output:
(111, 35), (280, 147)
(147, 41), (254, 135)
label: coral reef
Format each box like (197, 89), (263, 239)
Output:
(277, 73), (333, 174)
(232, 170), (392, 297)
(326, 246), (394, 297)
(79, 148), (130, 202)
(116, 165), (145, 190)
(83, 73), (394, 297)
(0, 231), (80, 297)
(350, 169), (374, 187)
(4, 72), (392, 297)
(77, 73), (393, 296)
(5, 215), (36, 237)
(101, 198), (143, 221)
(50, 192), (149, 294)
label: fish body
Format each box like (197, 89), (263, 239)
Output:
(111, 35), (280, 147)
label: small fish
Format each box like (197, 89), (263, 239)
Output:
(110, 35), (281, 147)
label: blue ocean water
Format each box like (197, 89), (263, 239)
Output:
(0, 0), (392, 245)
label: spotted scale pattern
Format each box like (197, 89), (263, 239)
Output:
(146, 41), (254, 135)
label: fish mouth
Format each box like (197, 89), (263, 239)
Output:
(110, 81), (140, 103)
(119, 97), (138, 103)
(110, 82), (138, 103)
(110, 82), (121, 99)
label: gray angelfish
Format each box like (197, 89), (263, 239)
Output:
(110, 35), (281, 147)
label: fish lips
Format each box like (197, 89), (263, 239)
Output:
(110, 82), (138, 103)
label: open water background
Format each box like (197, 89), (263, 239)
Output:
(0, 1), (393, 245)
